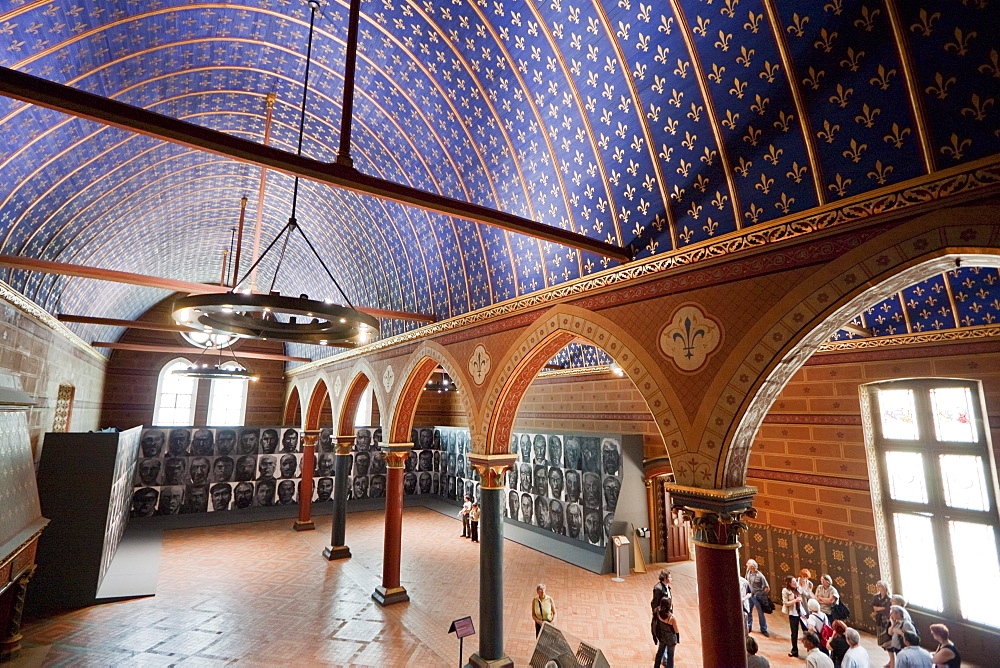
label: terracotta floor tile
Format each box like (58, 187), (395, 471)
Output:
(18, 505), (898, 667)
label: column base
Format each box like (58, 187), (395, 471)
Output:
(0, 633), (23, 662)
(292, 520), (315, 532)
(468, 653), (514, 668)
(371, 585), (409, 606)
(322, 545), (351, 560)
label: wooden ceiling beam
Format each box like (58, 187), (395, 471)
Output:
(0, 67), (633, 264)
(89, 341), (313, 362)
(58, 314), (199, 333)
(0, 253), (435, 323)
(842, 323), (872, 338)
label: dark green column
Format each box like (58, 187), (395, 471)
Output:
(468, 455), (516, 668)
(323, 436), (353, 560)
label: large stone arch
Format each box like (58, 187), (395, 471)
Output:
(711, 206), (1000, 487)
(336, 359), (384, 436)
(480, 303), (690, 472)
(283, 385), (302, 427)
(305, 378), (332, 430)
(386, 340), (477, 444)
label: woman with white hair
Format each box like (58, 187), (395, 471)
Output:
(885, 604), (915, 668)
(871, 581), (892, 651)
(806, 598), (832, 656)
(745, 559), (770, 636)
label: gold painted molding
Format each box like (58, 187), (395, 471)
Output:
(288, 156), (1000, 377)
(817, 324), (1000, 353)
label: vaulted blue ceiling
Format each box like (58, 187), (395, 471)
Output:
(1, 0), (997, 351)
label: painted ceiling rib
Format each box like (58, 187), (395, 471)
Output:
(57, 313), (201, 333)
(0, 254), (436, 323)
(0, 67), (632, 264)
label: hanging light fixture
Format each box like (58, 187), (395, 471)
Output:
(172, 0), (379, 346)
(423, 370), (459, 394)
(172, 341), (260, 382)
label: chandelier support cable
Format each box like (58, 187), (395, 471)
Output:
(232, 217), (295, 290)
(292, 222), (354, 308)
(267, 220), (295, 294)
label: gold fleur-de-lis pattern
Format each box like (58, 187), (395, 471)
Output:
(0, 0), (997, 345)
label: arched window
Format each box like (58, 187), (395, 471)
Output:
(207, 362), (249, 427)
(153, 359), (198, 426)
(862, 378), (1000, 629)
(354, 382), (373, 427)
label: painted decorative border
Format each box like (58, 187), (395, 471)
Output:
(747, 468), (870, 491)
(817, 323), (1000, 352)
(289, 157), (1000, 377)
(0, 279), (106, 363)
(535, 364), (611, 378)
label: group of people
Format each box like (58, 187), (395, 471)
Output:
(871, 581), (961, 668)
(458, 494), (481, 542)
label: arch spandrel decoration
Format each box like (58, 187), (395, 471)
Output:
(386, 341), (478, 444)
(480, 304), (694, 481)
(713, 207), (1000, 488)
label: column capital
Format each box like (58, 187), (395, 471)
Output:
(334, 435), (355, 455)
(381, 442), (413, 468)
(468, 453), (517, 489)
(663, 484), (757, 549)
(302, 429), (320, 447)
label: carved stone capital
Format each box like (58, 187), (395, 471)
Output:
(381, 443), (413, 469)
(334, 435), (355, 456)
(663, 484), (757, 549)
(468, 454), (518, 489)
(301, 429), (320, 448)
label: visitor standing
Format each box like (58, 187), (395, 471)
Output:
(469, 502), (480, 542)
(782, 575), (808, 658)
(652, 596), (679, 668)
(459, 494), (472, 538)
(929, 624), (961, 668)
(746, 636), (771, 668)
(842, 627), (871, 668)
(746, 559), (771, 636)
(532, 584), (556, 636)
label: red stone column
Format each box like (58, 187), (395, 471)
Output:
(372, 443), (411, 606)
(665, 484), (757, 668)
(293, 429), (317, 531)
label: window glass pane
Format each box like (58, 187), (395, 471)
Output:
(930, 386), (978, 443)
(877, 389), (919, 440)
(893, 513), (943, 611)
(884, 452), (928, 504)
(208, 376), (247, 427)
(156, 363), (196, 426)
(940, 454), (990, 511)
(949, 521), (1000, 628)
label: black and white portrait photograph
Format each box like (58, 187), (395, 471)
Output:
(352, 474), (369, 499)
(563, 436), (581, 470)
(257, 455), (277, 480)
(183, 485), (209, 513)
(136, 457), (162, 486)
(236, 428), (259, 455)
(163, 457), (187, 485)
(131, 487), (159, 517)
(210, 482), (232, 511)
(275, 479), (297, 505)
(531, 434), (547, 465)
(168, 428), (191, 456)
(508, 489), (519, 521)
(233, 481), (255, 509)
(534, 495), (550, 530)
(254, 479), (275, 507)
(403, 471), (417, 495)
(532, 464), (548, 496)
(564, 469), (581, 504)
(581, 437), (600, 474)
(235, 455), (256, 481)
(213, 456), (235, 482)
(584, 507), (603, 546)
(370, 474), (386, 498)
(547, 435), (562, 468)
(157, 485), (184, 515)
(354, 451), (371, 477)
(260, 428), (279, 454)
(190, 428), (214, 456)
(280, 428), (300, 453)
(520, 492), (534, 526)
(549, 499), (566, 536)
(140, 429), (165, 457)
(188, 457), (211, 485)
(279, 453), (299, 479)
(601, 438), (621, 476)
(566, 502), (583, 540)
(316, 452), (335, 477)
(215, 429), (237, 457)
(582, 471), (602, 511)
(603, 475), (621, 509)
(315, 476), (334, 502)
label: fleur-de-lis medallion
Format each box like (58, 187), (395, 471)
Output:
(468, 344), (491, 386)
(659, 305), (723, 372)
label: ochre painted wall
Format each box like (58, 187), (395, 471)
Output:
(744, 338), (1000, 645)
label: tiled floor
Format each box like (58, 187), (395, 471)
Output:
(19, 506), (891, 666)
